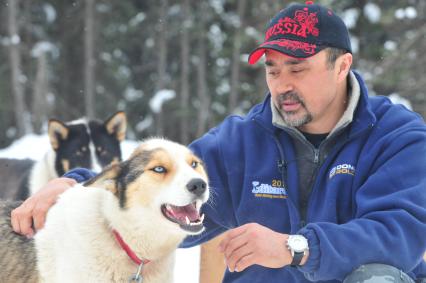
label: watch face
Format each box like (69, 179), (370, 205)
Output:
(288, 235), (308, 252)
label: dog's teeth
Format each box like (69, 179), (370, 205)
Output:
(200, 214), (205, 223)
(185, 216), (190, 225)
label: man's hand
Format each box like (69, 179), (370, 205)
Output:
(11, 177), (76, 237)
(219, 223), (293, 272)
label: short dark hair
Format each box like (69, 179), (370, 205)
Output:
(325, 47), (348, 69)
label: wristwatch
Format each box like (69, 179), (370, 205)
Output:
(287, 234), (309, 266)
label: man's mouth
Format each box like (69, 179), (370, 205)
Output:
(161, 202), (205, 233)
(281, 100), (301, 112)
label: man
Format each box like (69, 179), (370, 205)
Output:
(11, 1), (426, 282)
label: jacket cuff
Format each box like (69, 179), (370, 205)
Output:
(63, 168), (97, 183)
(296, 227), (321, 279)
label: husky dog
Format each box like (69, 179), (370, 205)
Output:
(0, 111), (127, 200)
(0, 138), (209, 283)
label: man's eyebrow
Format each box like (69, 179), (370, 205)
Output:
(284, 59), (307, 65)
(264, 60), (275, 67)
(264, 59), (307, 67)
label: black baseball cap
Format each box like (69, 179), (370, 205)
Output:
(248, 1), (352, 64)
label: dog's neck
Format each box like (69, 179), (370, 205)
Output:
(112, 229), (150, 265)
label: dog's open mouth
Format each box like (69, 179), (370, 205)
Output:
(161, 202), (205, 233)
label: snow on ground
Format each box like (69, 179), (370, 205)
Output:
(0, 135), (200, 283)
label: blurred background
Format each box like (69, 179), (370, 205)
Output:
(0, 0), (425, 148)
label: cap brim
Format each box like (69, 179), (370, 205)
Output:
(248, 39), (326, 64)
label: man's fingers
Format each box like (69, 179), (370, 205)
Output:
(33, 203), (49, 231)
(234, 253), (256, 272)
(223, 232), (249, 259)
(13, 207), (34, 237)
(11, 199), (36, 237)
(219, 224), (250, 252)
(10, 210), (20, 233)
(226, 244), (253, 272)
(10, 177), (74, 237)
(19, 215), (35, 238)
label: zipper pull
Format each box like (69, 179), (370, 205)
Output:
(313, 149), (319, 164)
(277, 160), (286, 172)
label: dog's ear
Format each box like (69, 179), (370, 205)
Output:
(84, 163), (121, 195)
(104, 111), (127, 142)
(48, 119), (69, 150)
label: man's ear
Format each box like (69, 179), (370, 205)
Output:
(336, 53), (353, 83)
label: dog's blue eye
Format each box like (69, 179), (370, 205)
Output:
(152, 166), (166, 173)
(191, 161), (198, 168)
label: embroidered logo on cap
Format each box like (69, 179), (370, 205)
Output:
(260, 39), (317, 55)
(265, 9), (320, 41)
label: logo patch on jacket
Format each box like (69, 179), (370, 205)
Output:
(329, 164), (355, 179)
(251, 180), (288, 199)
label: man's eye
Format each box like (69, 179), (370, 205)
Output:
(291, 69), (304, 73)
(152, 166), (167, 173)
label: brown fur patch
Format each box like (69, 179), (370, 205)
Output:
(84, 164), (121, 195)
(48, 120), (69, 150)
(61, 159), (70, 173)
(187, 155), (207, 178)
(123, 148), (176, 208)
(105, 111), (127, 142)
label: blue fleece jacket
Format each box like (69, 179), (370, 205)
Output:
(181, 72), (426, 282)
(65, 73), (426, 283)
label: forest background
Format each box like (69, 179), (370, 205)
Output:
(0, 0), (425, 148)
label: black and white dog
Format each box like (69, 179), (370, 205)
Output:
(0, 112), (127, 200)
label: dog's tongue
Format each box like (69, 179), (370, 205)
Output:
(170, 203), (199, 222)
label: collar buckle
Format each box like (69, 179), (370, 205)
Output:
(128, 262), (144, 283)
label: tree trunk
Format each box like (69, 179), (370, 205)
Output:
(227, 0), (247, 113)
(7, 0), (28, 137)
(179, 0), (190, 144)
(84, 0), (96, 119)
(196, 1), (211, 138)
(154, 0), (168, 136)
(32, 51), (49, 134)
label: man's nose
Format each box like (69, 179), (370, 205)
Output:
(275, 78), (294, 95)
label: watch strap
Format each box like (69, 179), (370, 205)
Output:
(290, 251), (304, 266)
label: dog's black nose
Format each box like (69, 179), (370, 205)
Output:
(186, 178), (207, 196)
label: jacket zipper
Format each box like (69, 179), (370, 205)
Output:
(304, 124), (375, 225)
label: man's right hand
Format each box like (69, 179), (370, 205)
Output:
(11, 177), (76, 237)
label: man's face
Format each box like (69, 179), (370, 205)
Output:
(265, 49), (344, 133)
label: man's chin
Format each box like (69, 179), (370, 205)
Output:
(281, 112), (312, 128)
